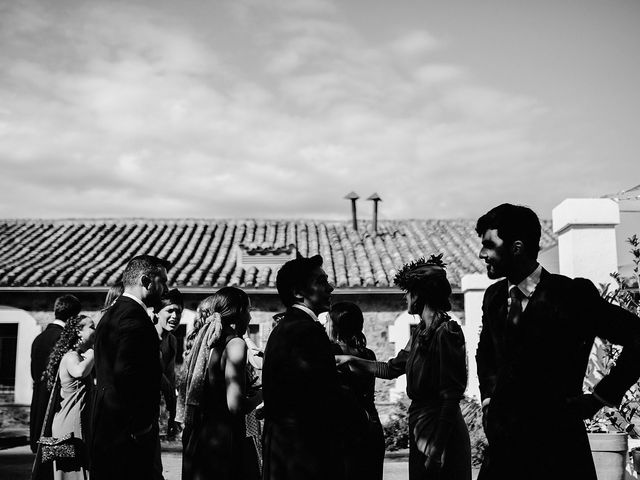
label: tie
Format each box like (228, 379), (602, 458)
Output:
(507, 286), (525, 327)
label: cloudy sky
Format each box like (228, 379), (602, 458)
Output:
(1, 0), (639, 220)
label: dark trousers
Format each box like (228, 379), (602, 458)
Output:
(92, 423), (159, 480)
(263, 419), (345, 480)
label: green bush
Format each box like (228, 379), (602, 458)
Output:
(382, 396), (410, 451)
(585, 235), (640, 436)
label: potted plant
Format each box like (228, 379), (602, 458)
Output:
(584, 235), (640, 479)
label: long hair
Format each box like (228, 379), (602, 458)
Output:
(183, 287), (250, 360)
(329, 302), (367, 349)
(184, 295), (216, 361)
(102, 281), (124, 311)
(181, 287), (251, 425)
(42, 315), (88, 390)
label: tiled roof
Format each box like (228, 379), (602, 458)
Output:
(0, 219), (556, 290)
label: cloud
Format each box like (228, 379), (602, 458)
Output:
(390, 30), (442, 57)
(1, 0), (614, 221)
(415, 64), (465, 84)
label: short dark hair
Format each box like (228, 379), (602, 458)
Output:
(154, 288), (184, 313)
(53, 295), (81, 321)
(329, 302), (366, 349)
(121, 255), (170, 288)
(276, 254), (323, 308)
(475, 203), (542, 259)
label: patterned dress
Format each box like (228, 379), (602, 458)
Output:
(51, 358), (92, 480)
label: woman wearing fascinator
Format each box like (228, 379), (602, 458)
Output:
(336, 255), (471, 480)
(181, 287), (263, 480)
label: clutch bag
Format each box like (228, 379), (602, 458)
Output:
(38, 432), (76, 463)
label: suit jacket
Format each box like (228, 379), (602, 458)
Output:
(262, 307), (347, 480)
(90, 296), (161, 480)
(29, 322), (64, 452)
(476, 269), (640, 480)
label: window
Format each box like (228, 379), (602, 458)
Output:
(0, 324), (17, 399)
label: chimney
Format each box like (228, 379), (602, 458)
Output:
(367, 193), (382, 235)
(344, 192), (360, 231)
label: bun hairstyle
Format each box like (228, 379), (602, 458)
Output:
(329, 302), (367, 349)
(394, 254), (452, 312)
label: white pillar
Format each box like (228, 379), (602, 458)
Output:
(462, 274), (498, 400)
(387, 312), (420, 401)
(552, 198), (620, 285)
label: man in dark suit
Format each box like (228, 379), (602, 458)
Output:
(90, 255), (169, 480)
(262, 254), (349, 480)
(29, 294), (81, 453)
(475, 203), (640, 480)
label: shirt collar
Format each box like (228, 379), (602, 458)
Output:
(508, 263), (542, 298)
(52, 319), (66, 328)
(122, 292), (154, 321)
(292, 303), (320, 323)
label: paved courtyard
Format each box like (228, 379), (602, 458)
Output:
(1, 445), (412, 480)
(0, 445), (483, 479)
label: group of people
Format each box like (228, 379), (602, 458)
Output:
(30, 273), (185, 480)
(28, 202), (640, 480)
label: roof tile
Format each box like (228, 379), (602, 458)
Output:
(0, 218), (556, 290)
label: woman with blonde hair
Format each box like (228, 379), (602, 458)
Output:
(182, 287), (263, 480)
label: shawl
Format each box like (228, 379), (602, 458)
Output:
(183, 312), (222, 426)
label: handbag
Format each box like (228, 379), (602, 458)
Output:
(32, 371), (77, 469)
(38, 432), (77, 463)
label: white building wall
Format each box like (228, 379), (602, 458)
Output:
(462, 274), (498, 401)
(0, 305), (41, 405)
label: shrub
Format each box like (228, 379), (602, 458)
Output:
(382, 396), (410, 451)
(585, 235), (640, 436)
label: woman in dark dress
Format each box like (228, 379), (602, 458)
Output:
(336, 255), (471, 480)
(181, 287), (263, 480)
(329, 302), (384, 480)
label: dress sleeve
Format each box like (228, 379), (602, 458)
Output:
(430, 321), (467, 452)
(374, 337), (411, 379)
(438, 321), (467, 401)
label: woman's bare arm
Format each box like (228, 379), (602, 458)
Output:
(224, 338), (263, 415)
(64, 348), (95, 379)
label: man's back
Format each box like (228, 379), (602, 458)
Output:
(262, 307), (346, 480)
(31, 323), (64, 383)
(263, 307), (337, 423)
(91, 296), (161, 480)
(29, 322), (64, 453)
